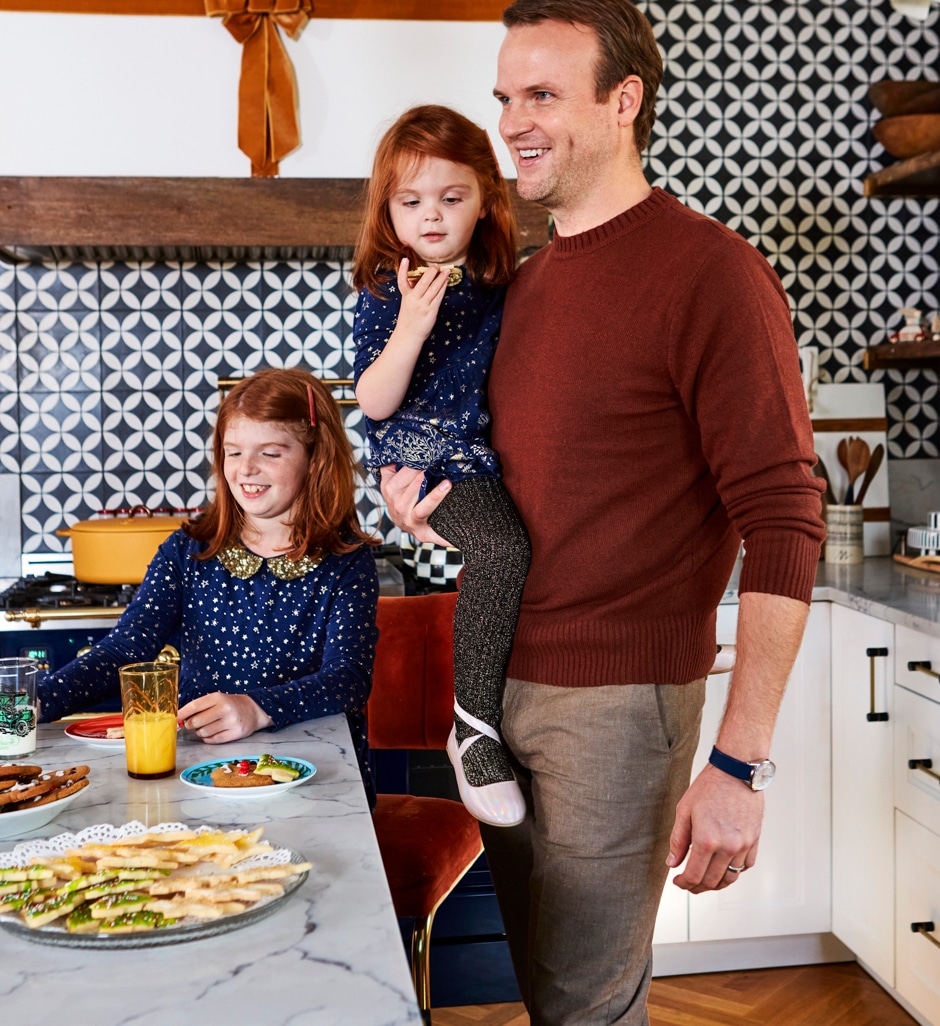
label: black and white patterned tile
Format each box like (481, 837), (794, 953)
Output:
(2, 0), (940, 555)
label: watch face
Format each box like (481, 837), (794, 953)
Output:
(750, 760), (776, 790)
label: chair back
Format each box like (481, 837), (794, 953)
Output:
(368, 592), (458, 752)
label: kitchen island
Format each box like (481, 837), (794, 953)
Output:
(0, 716), (420, 1026)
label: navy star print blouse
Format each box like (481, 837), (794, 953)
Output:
(38, 531), (379, 802)
(352, 272), (506, 488)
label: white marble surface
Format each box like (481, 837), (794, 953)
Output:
(723, 555), (940, 641)
(0, 717), (420, 1026)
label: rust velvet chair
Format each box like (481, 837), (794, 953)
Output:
(369, 591), (484, 1020)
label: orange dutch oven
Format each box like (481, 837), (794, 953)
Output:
(56, 506), (192, 585)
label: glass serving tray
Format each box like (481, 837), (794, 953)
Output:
(0, 821), (309, 949)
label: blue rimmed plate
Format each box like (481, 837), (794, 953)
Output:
(179, 755), (316, 798)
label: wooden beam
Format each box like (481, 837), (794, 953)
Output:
(0, 177), (549, 261)
(0, 0), (506, 18)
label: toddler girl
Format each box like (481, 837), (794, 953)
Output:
(353, 105), (529, 827)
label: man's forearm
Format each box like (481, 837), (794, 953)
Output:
(714, 590), (810, 760)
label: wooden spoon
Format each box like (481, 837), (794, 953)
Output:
(836, 438), (851, 503)
(813, 455), (838, 507)
(854, 443), (884, 506)
(844, 437), (871, 505)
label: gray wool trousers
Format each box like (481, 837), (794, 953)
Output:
(480, 676), (707, 1026)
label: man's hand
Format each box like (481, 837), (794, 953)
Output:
(379, 464), (453, 547)
(178, 692), (272, 745)
(666, 764), (763, 892)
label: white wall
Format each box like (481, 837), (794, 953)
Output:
(0, 13), (510, 178)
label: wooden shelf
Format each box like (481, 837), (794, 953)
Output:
(0, 176), (551, 263)
(863, 339), (940, 370)
(864, 149), (940, 198)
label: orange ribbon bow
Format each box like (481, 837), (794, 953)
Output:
(205, 0), (314, 177)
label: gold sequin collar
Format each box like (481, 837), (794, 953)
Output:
(217, 541), (322, 581)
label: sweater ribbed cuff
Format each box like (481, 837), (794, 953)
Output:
(737, 530), (822, 605)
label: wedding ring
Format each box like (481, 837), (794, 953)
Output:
(727, 864), (746, 873)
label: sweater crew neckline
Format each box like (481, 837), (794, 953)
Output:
(550, 187), (673, 257)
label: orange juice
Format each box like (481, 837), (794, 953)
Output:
(123, 712), (177, 779)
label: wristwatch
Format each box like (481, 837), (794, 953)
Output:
(708, 745), (776, 791)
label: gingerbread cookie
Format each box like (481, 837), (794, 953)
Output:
(210, 761), (274, 788)
(0, 765), (90, 810)
(0, 764), (41, 782)
(5, 777), (89, 812)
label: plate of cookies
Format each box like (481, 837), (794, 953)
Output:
(0, 821), (311, 947)
(179, 755), (316, 798)
(0, 764), (91, 840)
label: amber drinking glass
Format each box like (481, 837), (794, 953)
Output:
(119, 661), (179, 779)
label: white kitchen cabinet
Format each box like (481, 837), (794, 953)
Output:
(896, 811), (940, 1026)
(830, 605), (895, 986)
(688, 601), (832, 941)
(653, 601), (832, 944)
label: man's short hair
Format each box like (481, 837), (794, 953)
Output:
(502, 0), (663, 152)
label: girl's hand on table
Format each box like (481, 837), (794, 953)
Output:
(178, 693), (273, 744)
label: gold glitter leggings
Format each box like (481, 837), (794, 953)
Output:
(428, 476), (531, 786)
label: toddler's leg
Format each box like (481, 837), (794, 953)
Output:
(428, 477), (530, 827)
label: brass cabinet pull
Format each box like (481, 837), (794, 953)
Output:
(908, 660), (940, 680)
(911, 922), (940, 950)
(866, 647), (889, 721)
(908, 758), (940, 785)
(155, 644), (181, 665)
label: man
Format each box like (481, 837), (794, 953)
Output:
(381, 1), (825, 1023)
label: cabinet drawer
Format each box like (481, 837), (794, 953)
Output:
(895, 625), (940, 704)
(896, 811), (940, 1025)
(895, 685), (940, 839)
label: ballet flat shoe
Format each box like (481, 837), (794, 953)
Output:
(446, 727), (526, 828)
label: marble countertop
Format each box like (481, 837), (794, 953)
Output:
(723, 555), (940, 641)
(0, 717), (420, 1026)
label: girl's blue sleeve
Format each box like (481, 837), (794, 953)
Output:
(37, 533), (187, 722)
(244, 547), (380, 730)
(352, 282), (400, 385)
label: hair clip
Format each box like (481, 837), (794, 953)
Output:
(306, 383), (317, 426)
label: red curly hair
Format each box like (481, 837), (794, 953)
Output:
(185, 368), (377, 561)
(353, 105), (519, 297)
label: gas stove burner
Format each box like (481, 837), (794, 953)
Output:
(0, 574), (139, 612)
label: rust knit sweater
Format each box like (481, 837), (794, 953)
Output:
(489, 188), (825, 688)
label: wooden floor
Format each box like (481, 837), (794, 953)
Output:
(431, 962), (919, 1026)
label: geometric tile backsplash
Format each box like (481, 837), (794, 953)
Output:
(0, 259), (385, 556)
(2, 0), (940, 557)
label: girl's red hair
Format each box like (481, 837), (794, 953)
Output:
(185, 368), (376, 561)
(353, 105), (519, 296)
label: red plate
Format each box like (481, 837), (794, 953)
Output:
(64, 715), (125, 747)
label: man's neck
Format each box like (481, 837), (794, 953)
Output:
(551, 177), (653, 238)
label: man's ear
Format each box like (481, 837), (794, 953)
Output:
(616, 75), (644, 127)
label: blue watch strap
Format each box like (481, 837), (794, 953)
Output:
(708, 745), (752, 783)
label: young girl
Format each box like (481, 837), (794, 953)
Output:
(353, 105), (530, 827)
(38, 369), (380, 801)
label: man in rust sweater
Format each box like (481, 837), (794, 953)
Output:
(381, 1), (826, 1022)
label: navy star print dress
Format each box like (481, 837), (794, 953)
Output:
(352, 271), (505, 488)
(38, 531), (379, 802)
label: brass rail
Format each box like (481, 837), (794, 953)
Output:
(5, 607), (123, 628)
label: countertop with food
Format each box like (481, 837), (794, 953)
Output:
(0, 716), (420, 1026)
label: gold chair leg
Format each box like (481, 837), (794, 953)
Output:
(411, 910), (436, 1015)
